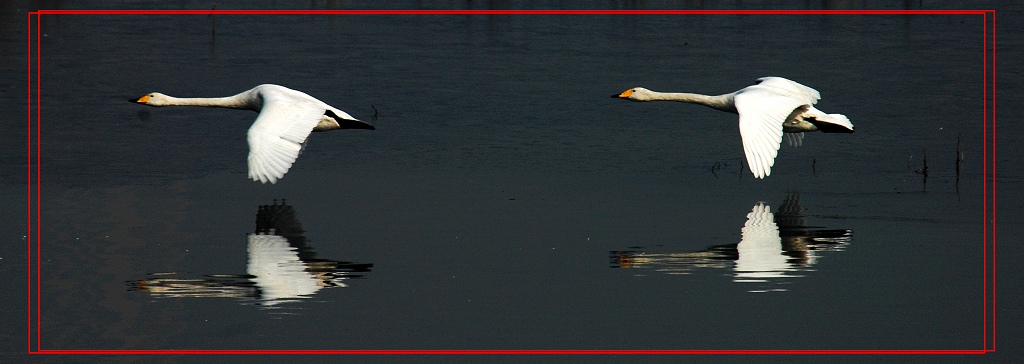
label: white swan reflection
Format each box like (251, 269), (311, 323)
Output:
(129, 200), (372, 307)
(611, 193), (851, 292)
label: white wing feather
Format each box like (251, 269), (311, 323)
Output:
(246, 91), (325, 184)
(784, 132), (804, 147)
(755, 77), (820, 105)
(734, 87), (806, 179)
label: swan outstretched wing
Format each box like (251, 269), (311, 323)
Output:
(755, 77), (820, 105)
(734, 87), (805, 178)
(246, 92), (325, 184)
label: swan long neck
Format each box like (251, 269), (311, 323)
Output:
(160, 94), (259, 111)
(647, 91), (737, 113)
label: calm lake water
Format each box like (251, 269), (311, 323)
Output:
(2, 1), (1022, 363)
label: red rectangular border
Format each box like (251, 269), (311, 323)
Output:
(27, 8), (997, 356)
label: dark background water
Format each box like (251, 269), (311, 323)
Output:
(2, 1), (1021, 363)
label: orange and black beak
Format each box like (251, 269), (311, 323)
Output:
(130, 95), (151, 104)
(612, 89), (634, 99)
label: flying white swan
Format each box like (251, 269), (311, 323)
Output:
(131, 84), (375, 184)
(614, 77), (853, 178)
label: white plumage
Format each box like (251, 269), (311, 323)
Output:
(132, 84), (374, 184)
(614, 77), (853, 178)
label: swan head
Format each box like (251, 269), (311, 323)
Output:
(130, 92), (172, 106)
(612, 87), (654, 101)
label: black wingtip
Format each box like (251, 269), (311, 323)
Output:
(339, 118), (376, 130)
(816, 123), (855, 134)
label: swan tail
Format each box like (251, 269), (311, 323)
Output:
(337, 117), (376, 130)
(323, 109), (376, 130)
(816, 114), (854, 133)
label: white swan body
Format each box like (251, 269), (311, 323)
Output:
(132, 84), (374, 184)
(614, 77), (853, 179)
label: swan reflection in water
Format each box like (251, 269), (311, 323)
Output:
(611, 193), (851, 292)
(129, 200), (372, 307)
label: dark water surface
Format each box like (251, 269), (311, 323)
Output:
(3, 1), (1023, 362)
